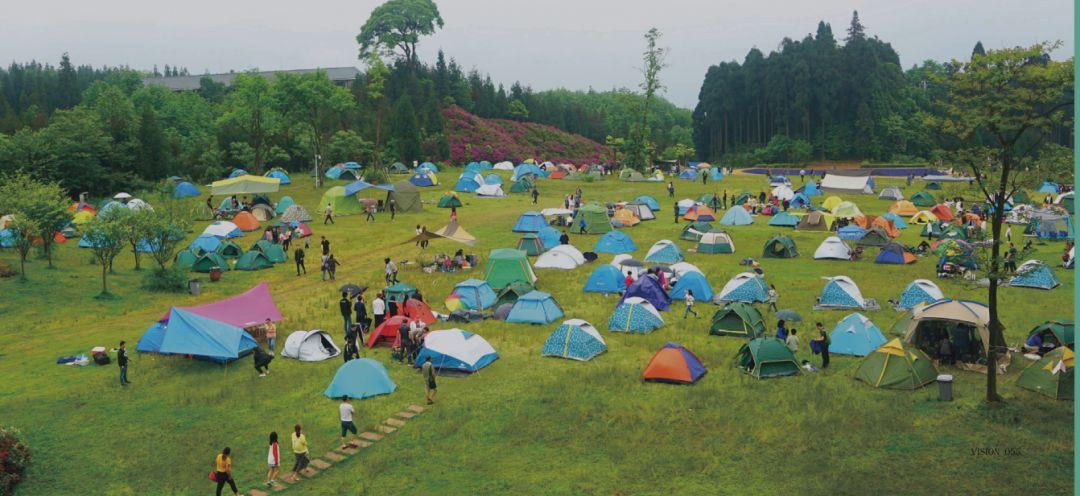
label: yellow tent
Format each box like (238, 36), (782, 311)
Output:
(72, 210), (95, 225)
(822, 196), (843, 211)
(909, 210), (938, 224)
(612, 209), (641, 227)
(889, 200), (919, 216)
(210, 175), (281, 196)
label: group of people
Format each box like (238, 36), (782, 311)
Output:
(775, 320), (831, 371)
(208, 194), (256, 218)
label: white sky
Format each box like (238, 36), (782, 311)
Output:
(2, 0), (1072, 108)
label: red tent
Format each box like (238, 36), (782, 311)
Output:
(367, 315), (411, 348)
(400, 298), (436, 324)
(930, 204), (955, 222)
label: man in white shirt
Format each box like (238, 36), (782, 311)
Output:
(338, 396), (357, 449)
(372, 294), (386, 329)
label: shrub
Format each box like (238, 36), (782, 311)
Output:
(363, 167), (391, 185)
(0, 260), (13, 278)
(0, 426), (31, 495)
(142, 265), (189, 293)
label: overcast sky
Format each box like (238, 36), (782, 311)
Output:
(2, 0), (1072, 108)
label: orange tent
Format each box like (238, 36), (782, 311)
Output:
(962, 212), (981, 223)
(53, 232), (67, 244)
(870, 216), (901, 238)
(548, 170), (566, 179)
(231, 211), (260, 231)
(642, 342), (706, 384)
(683, 205), (717, 222)
(930, 204), (955, 221)
(851, 215), (870, 229)
(612, 209), (641, 226)
(889, 201), (918, 216)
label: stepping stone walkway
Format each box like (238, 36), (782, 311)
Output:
(245, 404), (426, 494)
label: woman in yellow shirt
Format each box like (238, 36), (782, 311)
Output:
(287, 424), (310, 483)
(213, 447), (241, 496)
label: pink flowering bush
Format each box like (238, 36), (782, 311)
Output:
(443, 105), (607, 164)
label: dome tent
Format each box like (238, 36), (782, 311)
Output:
(875, 243), (917, 265)
(265, 168), (292, 184)
(534, 245), (584, 269)
(516, 233), (545, 256)
(451, 279), (498, 310)
(173, 181), (201, 198)
(796, 211), (833, 231)
(854, 339), (938, 390)
(768, 211), (800, 227)
(323, 358), (396, 399)
(475, 183), (506, 198)
(735, 338), (800, 378)
(762, 235), (798, 258)
(643, 342), (707, 384)
(584, 265), (626, 294)
(1009, 260), (1061, 290)
(878, 186), (904, 200)
(838, 225), (867, 241)
(889, 200), (919, 216)
(634, 195), (660, 211)
(1026, 320), (1074, 350)
(1017, 347), (1074, 400)
(541, 319), (607, 361)
(669, 271), (713, 301)
(506, 290), (564, 324)
(608, 297), (664, 333)
(495, 281), (535, 307)
(572, 202), (613, 234)
(409, 171), (438, 187)
(697, 231), (734, 254)
(483, 173), (502, 185)
(644, 239), (684, 264)
(387, 180), (424, 213)
(594, 230), (637, 254)
(683, 204), (717, 222)
(537, 226), (561, 250)
(235, 250), (274, 271)
(274, 196), (296, 215)
(513, 211), (548, 233)
(829, 313), (887, 356)
(280, 204), (312, 223)
(910, 191), (937, 207)
(709, 302), (765, 338)
(817, 276), (867, 309)
(620, 275), (671, 311)
(418, 161), (439, 173)
(679, 221), (717, 241)
(813, 237), (852, 260)
(612, 208), (641, 227)
(282, 330), (341, 361)
(897, 279), (944, 310)
(719, 207), (754, 226)
(438, 193), (463, 208)
(251, 239), (287, 263)
(215, 240), (243, 258)
(454, 173), (483, 193)
(716, 273), (768, 303)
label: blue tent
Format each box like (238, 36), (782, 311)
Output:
(1037, 181), (1061, 194)
(78, 235), (109, 249)
(342, 161), (361, 169)
(479, 160), (492, 169)
(594, 230), (637, 254)
(709, 167), (724, 180)
(323, 358), (397, 399)
(719, 207), (754, 226)
(410, 172), (436, 187)
(464, 163), (485, 175)
(325, 166), (361, 180)
(644, 240), (683, 264)
(136, 322), (167, 353)
(881, 212), (908, 229)
(0, 228), (16, 248)
(343, 180), (394, 197)
(274, 196), (296, 215)
(620, 275), (671, 311)
(803, 182), (823, 196)
(189, 235), (222, 254)
(828, 313), (887, 357)
(541, 320), (606, 361)
(669, 271), (713, 301)
(1010, 261), (1061, 290)
(155, 308), (258, 363)
(228, 168), (248, 178)
(608, 297), (665, 333)
(897, 280), (944, 310)
(413, 329), (498, 373)
(537, 226), (561, 250)
(818, 277), (866, 308)
(173, 181), (201, 198)
(454, 173), (482, 193)
(418, 162), (439, 173)
(679, 169), (698, 180)
(768, 211), (800, 227)
(790, 193), (812, 209)
(875, 244), (911, 264)
(265, 169), (292, 184)
(717, 273), (768, 303)
(584, 265), (626, 294)
(838, 225), (867, 240)
(512, 211), (548, 233)
(452, 278), (498, 310)
(484, 173), (503, 185)
(513, 163), (545, 181)
(634, 195), (660, 211)
(506, 290), (564, 324)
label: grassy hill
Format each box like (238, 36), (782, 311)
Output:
(0, 171), (1072, 495)
(444, 105), (608, 164)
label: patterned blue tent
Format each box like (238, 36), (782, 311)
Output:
(608, 297), (665, 333)
(513, 163), (546, 181)
(719, 207), (754, 226)
(512, 211), (548, 233)
(634, 195), (660, 211)
(818, 276), (866, 308)
(584, 265), (626, 294)
(594, 230), (637, 254)
(265, 169), (292, 184)
(620, 275), (671, 311)
(669, 271), (713, 301)
(838, 225), (867, 240)
(410, 172), (436, 187)
(228, 168), (248, 178)
(716, 273), (768, 303)
(452, 278), (498, 310)
(897, 280), (944, 309)
(506, 290), (564, 324)
(1010, 260), (1061, 290)
(541, 319), (607, 361)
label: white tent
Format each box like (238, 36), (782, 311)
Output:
(610, 254), (645, 276)
(418, 329), (498, 372)
(493, 161), (514, 171)
(813, 237), (853, 260)
(771, 185), (795, 201)
(475, 184), (506, 197)
(821, 174), (873, 194)
(549, 244), (586, 264)
(669, 262), (703, 278)
(202, 221), (240, 238)
(113, 192), (132, 200)
(535, 249), (583, 270)
(541, 208), (574, 217)
(281, 330), (341, 362)
(1055, 191), (1074, 205)
(878, 186), (904, 200)
(676, 198), (696, 212)
(126, 198), (153, 211)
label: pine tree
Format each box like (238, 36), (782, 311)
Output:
(57, 53), (78, 110)
(391, 94), (421, 163)
(846, 11), (865, 42)
(971, 41), (986, 59)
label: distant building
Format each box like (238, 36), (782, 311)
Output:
(142, 67), (360, 91)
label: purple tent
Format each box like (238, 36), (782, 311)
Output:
(161, 281), (284, 327)
(619, 275), (672, 311)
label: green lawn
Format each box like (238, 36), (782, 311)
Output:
(0, 170), (1072, 495)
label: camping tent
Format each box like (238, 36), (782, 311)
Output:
(437, 193), (463, 209)
(910, 191), (936, 207)
(409, 172), (438, 187)
(870, 216), (901, 238)
(679, 221), (716, 241)
(454, 173), (483, 193)
(1017, 347), (1073, 400)
(203, 221), (243, 238)
(817, 276), (867, 309)
(716, 273), (768, 303)
(594, 230), (637, 254)
(930, 204), (955, 221)
(771, 185), (795, 201)
(251, 240), (286, 263)
(623, 202), (655, 221)
(813, 237), (852, 260)
(795, 211), (833, 231)
(387, 180), (423, 212)
(265, 168), (291, 184)
(896, 299), (993, 365)
(231, 211), (260, 231)
(889, 200), (919, 216)
(897, 280), (944, 310)
(821, 174), (873, 194)
(829, 313), (887, 356)
(608, 297), (664, 333)
(189, 234), (222, 254)
(831, 201), (863, 219)
(534, 245), (583, 269)
(768, 211), (800, 227)
(250, 204), (275, 221)
(802, 182), (823, 196)
(475, 184), (506, 197)
(881, 212), (908, 229)
(173, 181), (201, 198)
(216, 240), (244, 258)
(875, 243), (917, 264)
(273, 196), (296, 215)
(735, 338), (800, 378)
(573, 203), (613, 234)
(856, 227), (891, 247)
(878, 186), (904, 200)
(282, 330), (341, 361)
(1037, 181), (1061, 194)
(385, 282), (418, 303)
(854, 339), (938, 390)
(506, 290), (564, 324)
(483, 173), (502, 185)
(644, 239), (684, 264)
(451, 279), (498, 310)
(537, 226), (561, 250)
(909, 210), (938, 224)
(762, 235), (798, 258)
(280, 205), (312, 223)
(323, 358), (396, 399)
(235, 250), (274, 271)
(620, 275), (671, 311)
(697, 231), (734, 254)
(790, 193), (812, 209)
(584, 265), (626, 294)
(513, 211), (548, 232)
(669, 271), (713, 301)
(418, 162), (439, 173)
(493, 161), (514, 170)
(325, 165), (362, 180)
(1027, 320), (1074, 350)
(1009, 260), (1061, 289)
(612, 209), (641, 227)
(635, 195), (660, 211)
(153, 308), (258, 363)
(678, 169), (698, 180)
(642, 342), (706, 384)
(388, 162), (409, 174)
(683, 204), (717, 222)
(541, 319), (607, 361)
(191, 252), (230, 272)
(174, 249), (199, 269)
(366, 315), (411, 348)
(719, 207), (754, 226)
(210, 175), (280, 196)
(676, 198), (696, 215)
(709, 302), (765, 338)
(516, 233), (545, 256)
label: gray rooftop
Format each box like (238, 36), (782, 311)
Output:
(142, 67), (360, 91)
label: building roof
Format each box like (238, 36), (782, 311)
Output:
(143, 67), (360, 91)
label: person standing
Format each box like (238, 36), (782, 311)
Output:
(338, 396), (359, 449)
(1005, 225), (1012, 242)
(701, 170), (707, 185)
(323, 203), (334, 225)
(320, 236), (330, 256)
(389, 199), (396, 220)
(320, 253), (330, 281)
(624, 271), (634, 290)
(449, 206), (457, 223)
(666, 181), (675, 198)
(766, 285), (779, 312)
(422, 356), (437, 405)
(785, 329), (800, 354)
(353, 294), (369, 333)
(325, 254), (341, 280)
(559, 230), (570, 245)
(287, 425), (309, 483)
(213, 447), (240, 496)
(264, 318), (277, 355)
(673, 202), (679, 224)
(384, 258), (398, 284)
(683, 289), (698, 319)
(775, 320), (788, 341)
(294, 247), (306, 276)
(339, 292), (353, 334)
(799, 168), (806, 182)
(266, 432), (280, 488)
(531, 187), (539, 204)
(398, 318), (412, 364)
(365, 202), (376, 222)
(814, 322), (830, 369)
(372, 292), (386, 330)
(280, 229), (292, 253)
(722, 190), (728, 209)
(117, 340), (130, 386)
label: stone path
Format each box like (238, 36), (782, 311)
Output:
(246, 404), (426, 495)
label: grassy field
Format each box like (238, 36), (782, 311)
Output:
(0, 169), (1073, 495)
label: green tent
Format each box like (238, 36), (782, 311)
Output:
(217, 240), (243, 259)
(854, 338), (938, 390)
(911, 191), (937, 207)
(388, 162), (409, 173)
(697, 231), (734, 254)
(484, 248), (537, 290)
(920, 222), (943, 238)
(619, 169), (646, 182)
(190, 203), (214, 221)
(924, 181), (942, 190)
(699, 193), (719, 206)
(235, 250), (274, 271)
(762, 235), (798, 258)
(572, 202), (613, 234)
(508, 179), (531, 193)
(940, 225), (969, 241)
(710, 302), (765, 338)
(191, 252), (230, 273)
(175, 248), (199, 269)
(320, 186), (364, 216)
(437, 194), (462, 208)
(1017, 347), (1073, 400)
(385, 282), (418, 302)
(1027, 320), (1075, 349)
(735, 338), (800, 378)
(387, 180), (423, 213)
(251, 239), (286, 263)
(680, 221), (716, 241)
(516, 233), (544, 256)
(732, 192), (752, 206)
(496, 281), (535, 307)
(856, 227), (890, 247)
(274, 196), (296, 215)
(1012, 190), (1031, 204)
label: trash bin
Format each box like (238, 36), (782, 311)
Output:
(937, 374), (954, 401)
(188, 279), (202, 296)
(209, 267), (222, 282)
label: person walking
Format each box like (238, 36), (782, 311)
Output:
(701, 169), (707, 185)
(338, 395), (359, 449)
(339, 292), (353, 334)
(287, 425), (309, 483)
(388, 199), (396, 220)
(320, 253), (330, 281)
(323, 203), (334, 225)
(265, 432), (280, 488)
(384, 258), (398, 284)
(666, 181), (675, 198)
(280, 229), (292, 252)
(683, 290), (699, 319)
(814, 322), (830, 369)
(785, 329), (800, 354)
(365, 202), (376, 222)
(766, 285), (779, 312)
(372, 292), (386, 330)
(422, 355), (437, 405)
(264, 318), (277, 355)
(673, 202), (679, 224)
(1005, 225), (1012, 242)
(325, 254), (341, 280)
(118, 340), (130, 386)
(531, 187), (539, 204)
(294, 247), (306, 276)
(449, 206), (457, 223)
(213, 447), (241, 496)
(320, 236), (330, 256)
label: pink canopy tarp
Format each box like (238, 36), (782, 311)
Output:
(161, 282), (284, 327)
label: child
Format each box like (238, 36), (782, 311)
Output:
(266, 432), (280, 487)
(683, 290), (698, 319)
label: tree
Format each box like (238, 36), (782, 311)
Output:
(115, 208), (156, 271)
(971, 41), (986, 60)
(662, 143), (695, 165)
(82, 212), (127, 297)
(57, 53), (79, 110)
(143, 199), (191, 271)
(273, 71), (355, 186)
(933, 41), (1073, 403)
(218, 73), (277, 173)
(0, 172), (70, 273)
(357, 0), (444, 66)
(364, 55), (390, 169)
(391, 94), (421, 163)
(604, 135), (625, 165)
(326, 130), (373, 164)
(631, 27), (667, 170)
(508, 99), (529, 121)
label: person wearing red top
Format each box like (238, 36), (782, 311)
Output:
(266, 431), (280, 488)
(624, 272), (634, 290)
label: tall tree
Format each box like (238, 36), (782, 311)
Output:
(391, 94), (422, 163)
(631, 27), (667, 170)
(218, 72), (276, 173)
(274, 71), (354, 187)
(57, 53), (79, 110)
(365, 55), (390, 169)
(356, 0), (444, 67)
